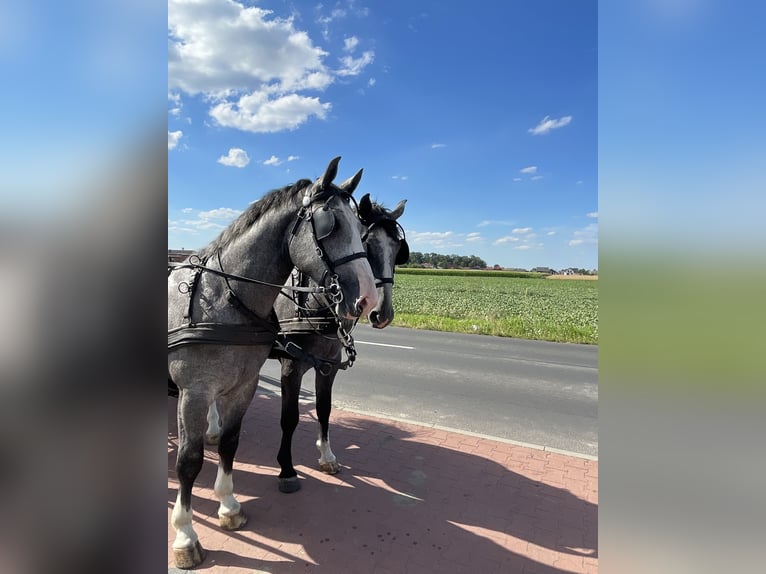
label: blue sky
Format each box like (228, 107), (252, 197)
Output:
(169, 0), (597, 270)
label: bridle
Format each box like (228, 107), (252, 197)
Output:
(360, 217), (409, 288)
(289, 185), (368, 299)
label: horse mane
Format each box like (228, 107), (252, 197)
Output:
(366, 201), (402, 241)
(197, 179), (312, 260)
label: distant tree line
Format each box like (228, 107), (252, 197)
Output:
(400, 252), (597, 275)
(401, 252), (488, 269)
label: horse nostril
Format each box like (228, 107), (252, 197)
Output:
(370, 310), (380, 325)
(355, 295), (374, 318)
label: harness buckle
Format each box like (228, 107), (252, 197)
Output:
(326, 275), (343, 304)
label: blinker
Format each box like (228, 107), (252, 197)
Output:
(396, 239), (410, 265)
(313, 205), (336, 240)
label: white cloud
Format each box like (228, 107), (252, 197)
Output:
(168, 130), (183, 150)
(528, 115), (572, 135)
(494, 227), (545, 251)
(547, 231), (556, 236)
(368, 77), (376, 87)
(343, 36), (359, 52)
(392, 175), (408, 181)
(431, 143), (446, 149)
(264, 154), (300, 166)
(587, 211), (598, 218)
(478, 220), (514, 227)
(568, 223), (598, 247)
(169, 0), (372, 134)
(530, 175), (543, 181)
(169, 0), (331, 95)
(199, 208), (242, 221)
(168, 92), (183, 117)
(520, 166), (537, 174)
(337, 50), (374, 77)
(513, 177), (522, 182)
(466, 233), (483, 242)
(406, 230), (469, 249)
(210, 92), (331, 133)
(172, 207), (243, 234)
(217, 148), (250, 168)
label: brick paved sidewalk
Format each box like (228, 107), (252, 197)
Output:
(168, 390), (598, 573)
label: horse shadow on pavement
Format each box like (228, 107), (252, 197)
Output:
(168, 385), (597, 573)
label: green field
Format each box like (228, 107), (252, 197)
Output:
(390, 269), (598, 344)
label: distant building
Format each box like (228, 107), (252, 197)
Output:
(532, 266), (556, 275)
(168, 249), (195, 263)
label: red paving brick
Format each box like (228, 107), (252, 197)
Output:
(168, 392), (598, 573)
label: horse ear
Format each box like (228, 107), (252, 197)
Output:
(358, 193), (372, 220)
(320, 156), (341, 189)
(390, 199), (407, 220)
(338, 168), (363, 195)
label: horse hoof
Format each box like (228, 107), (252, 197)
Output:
(218, 509), (247, 530)
(174, 540), (205, 569)
(204, 434), (220, 446)
(278, 476), (301, 493)
(319, 461), (340, 475)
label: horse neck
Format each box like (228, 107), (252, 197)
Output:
(217, 207), (297, 319)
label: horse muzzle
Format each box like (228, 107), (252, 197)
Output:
(369, 309), (392, 329)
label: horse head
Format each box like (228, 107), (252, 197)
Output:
(288, 157), (378, 320)
(357, 193), (408, 329)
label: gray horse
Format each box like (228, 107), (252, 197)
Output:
(168, 157), (377, 569)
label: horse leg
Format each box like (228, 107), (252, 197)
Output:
(276, 358), (308, 493)
(205, 401), (221, 445)
(316, 368), (340, 474)
(213, 380), (258, 530)
(171, 389), (209, 569)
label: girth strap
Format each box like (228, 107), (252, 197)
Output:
(168, 323), (278, 350)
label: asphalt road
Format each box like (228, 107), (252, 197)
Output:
(257, 325), (598, 457)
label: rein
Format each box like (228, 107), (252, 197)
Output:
(168, 256), (340, 297)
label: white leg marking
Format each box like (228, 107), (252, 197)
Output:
(317, 431), (336, 467)
(171, 492), (198, 549)
(214, 465), (241, 517)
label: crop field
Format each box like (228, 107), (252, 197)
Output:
(390, 270), (598, 344)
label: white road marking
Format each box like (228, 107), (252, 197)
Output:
(356, 340), (415, 350)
